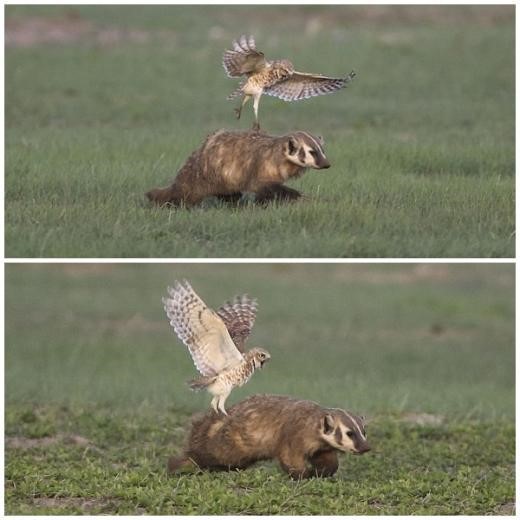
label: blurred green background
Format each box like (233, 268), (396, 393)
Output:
(5, 263), (514, 418)
(5, 5), (515, 257)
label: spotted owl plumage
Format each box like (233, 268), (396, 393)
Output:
(162, 280), (270, 414)
(222, 34), (356, 129)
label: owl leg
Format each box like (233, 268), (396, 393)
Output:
(252, 94), (261, 131)
(217, 392), (230, 415)
(234, 95), (251, 120)
(210, 396), (219, 414)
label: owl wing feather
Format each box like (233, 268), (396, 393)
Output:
(216, 295), (258, 353)
(163, 281), (244, 377)
(263, 70), (356, 102)
(223, 34), (266, 77)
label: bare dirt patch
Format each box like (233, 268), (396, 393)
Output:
(332, 264), (453, 285)
(5, 13), (166, 48)
(5, 6), (511, 49)
(217, 5), (512, 35)
(7, 436), (60, 449)
(7, 434), (96, 450)
(355, 324), (477, 345)
(494, 502), (515, 515)
(32, 496), (122, 512)
(60, 264), (115, 277)
(318, 5), (512, 27)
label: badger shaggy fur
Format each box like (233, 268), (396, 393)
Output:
(168, 394), (369, 479)
(146, 129), (330, 207)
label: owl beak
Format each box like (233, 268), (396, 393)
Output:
(260, 356), (271, 368)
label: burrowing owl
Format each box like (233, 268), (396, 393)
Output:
(223, 35), (356, 130)
(163, 280), (270, 415)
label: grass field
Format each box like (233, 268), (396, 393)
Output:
(5, 5), (515, 258)
(5, 264), (515, 514)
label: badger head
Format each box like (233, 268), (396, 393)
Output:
(283, 132), (331, 169)
(319, 410), (370, 454)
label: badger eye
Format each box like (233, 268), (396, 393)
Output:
(309, 150), (318, 158)
(346, 431), (354, 438)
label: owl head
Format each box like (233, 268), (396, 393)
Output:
(248, 348), (271, 369)
(272, 59), (295, 74)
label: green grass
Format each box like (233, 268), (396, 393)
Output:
(5, 264), (515, 514)
(5, 5), (515, 257)
(5, 405), (515, 515)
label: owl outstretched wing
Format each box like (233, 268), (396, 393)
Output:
(223, 34), (266, 77)
(216, 295), (258, 353)
(263, 70), (356, 102)
(163, 281), (244, 377)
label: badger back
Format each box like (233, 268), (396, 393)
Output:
(197, 130), (283, 190)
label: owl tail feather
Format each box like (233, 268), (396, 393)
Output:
(189, 375), (217, 391)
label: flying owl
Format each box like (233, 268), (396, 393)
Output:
(223, 34), (356, 130)
(162, 280), (270, 415)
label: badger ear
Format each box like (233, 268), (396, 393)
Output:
(286, 136), (298, 156)
(321, 414), (335, 434)
(317, 135), (325, 145)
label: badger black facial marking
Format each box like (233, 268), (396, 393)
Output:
(299, 131), (326, 158)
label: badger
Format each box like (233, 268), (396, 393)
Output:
(145, 129), (330, 207)
(168, 394), (370, 479)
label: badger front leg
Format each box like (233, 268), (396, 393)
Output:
(308, 450), (339, 477)
(167, 455), (198, 475)
(216, 192), (243, 205)
(278, 449), (314, 479)
(255, 184), (302, 204)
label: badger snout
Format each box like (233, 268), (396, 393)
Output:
(353, 443), (371, 455)
(314, 155), (330, 169)
(319, 159), (331, 169)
